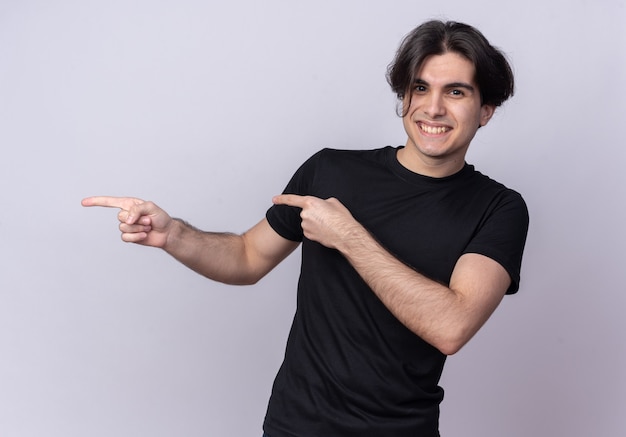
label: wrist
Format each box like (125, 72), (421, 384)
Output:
(337, 222), (372, 255)
(163, 217), (187, 252)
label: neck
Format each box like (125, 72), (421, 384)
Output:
(396, 145), (466, 178)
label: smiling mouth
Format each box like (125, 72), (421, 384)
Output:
(419, 123), (450, 134)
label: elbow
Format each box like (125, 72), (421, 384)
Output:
(437, 340), (465, 356)
(201, 270), (264, 286)
(235, 275), (263, 286)
(217, 275), (262, 286)
(234, 268), (269, 285)
(426, 313), (484, 355)
(431, 330), (474, 356)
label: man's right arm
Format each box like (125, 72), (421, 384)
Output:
(82, 196), (299, 285)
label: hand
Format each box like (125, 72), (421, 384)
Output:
(81, 196), (173, 248)
(272, 194), (361, 250)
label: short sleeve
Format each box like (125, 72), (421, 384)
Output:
(265, 150), (324, 242)
(464, 190), (529, 294)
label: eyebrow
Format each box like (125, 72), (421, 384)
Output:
(414, 78), (476, 92)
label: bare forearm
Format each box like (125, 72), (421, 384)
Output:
(338, 226), (485, 355)
(270, 194), (508, 355)
(82, 196), (295, 285)
(163, 219), (260, 285)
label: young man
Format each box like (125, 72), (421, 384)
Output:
(83, 20), (528, 437)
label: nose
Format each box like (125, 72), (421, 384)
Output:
(424, 92), (446, 118)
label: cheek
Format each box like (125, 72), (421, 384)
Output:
(403, 105), (420, 126)
(402, 114), (413, 134)
(458, 105), (483, 128)
(401, 97), (415, 117)
(401, 102), (416, 124)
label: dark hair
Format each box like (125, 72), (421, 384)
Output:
(386, 20), (514, 113)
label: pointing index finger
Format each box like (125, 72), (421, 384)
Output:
(272, 194), (307, 208)
(81, 196), (141, 210)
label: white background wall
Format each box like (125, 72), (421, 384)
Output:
(1, 0), (624, 436)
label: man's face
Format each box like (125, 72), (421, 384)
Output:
(399, 51), (495, 177)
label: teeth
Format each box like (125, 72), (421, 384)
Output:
(420, 124), (449, 134)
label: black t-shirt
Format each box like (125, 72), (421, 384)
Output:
(263, 146), (529, 437)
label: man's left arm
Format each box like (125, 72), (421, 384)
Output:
(273, 194), (512, 356)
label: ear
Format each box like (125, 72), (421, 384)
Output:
(479, 104), (496, 127)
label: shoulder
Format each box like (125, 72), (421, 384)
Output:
(465, 166), (527, 211)
(310, 146), (397, 170)
(315, 146), (394, 159)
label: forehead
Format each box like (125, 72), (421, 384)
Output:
(416, 52), (477, 85)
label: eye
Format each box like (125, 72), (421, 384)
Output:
(449, 89), (465, 97)
(414, 85), (427, 94)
